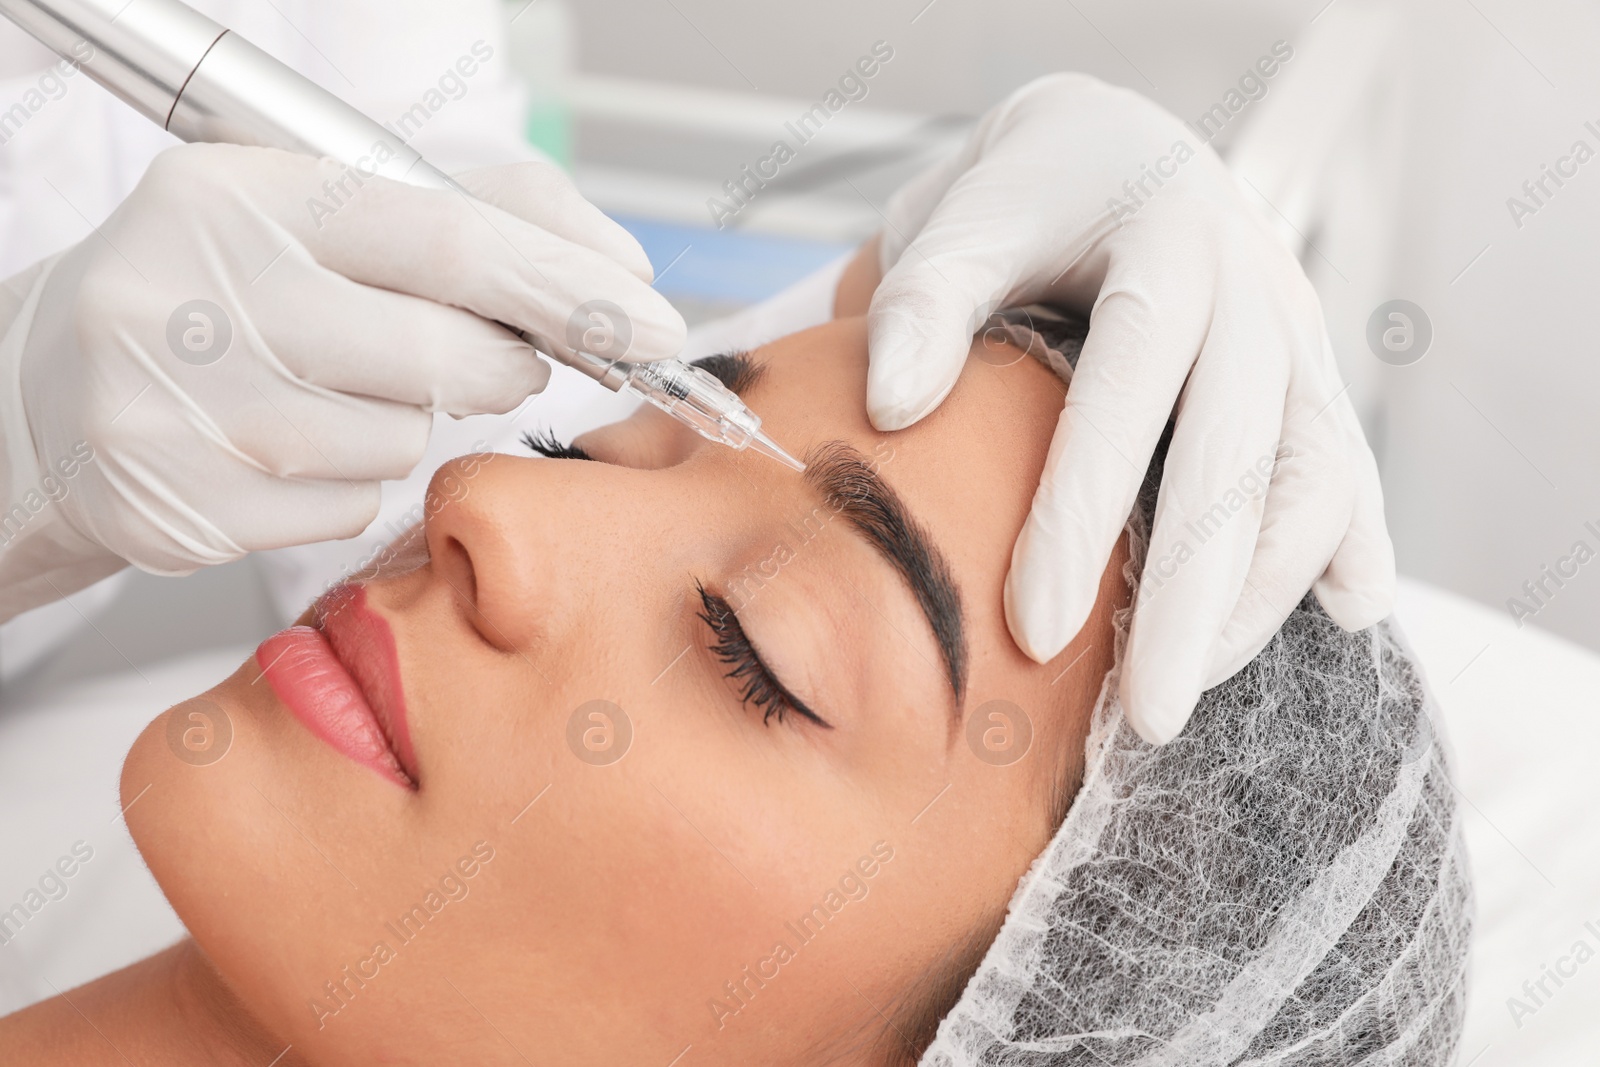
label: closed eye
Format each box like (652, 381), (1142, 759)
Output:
(524, 423), (828, 731)
(696, 581), (831, 730)
(521, 429), (595, 462)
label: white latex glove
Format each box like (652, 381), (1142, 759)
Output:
(868, 73), (1394, 744)
(0, 143), (683, 621)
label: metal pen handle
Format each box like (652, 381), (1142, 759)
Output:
(0, 0), (452, 189)
(0, 0), (640, 390)
(0, 0), (217, 124)
(1, 0), (806, 468)
(170, 30), (455, 191)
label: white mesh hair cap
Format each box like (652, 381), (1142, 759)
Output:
(919, 310), (1473, 1067)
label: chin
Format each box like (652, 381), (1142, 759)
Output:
(117, 660), (448, 1051)
(119, 675), (315, 1042)
(121, 679), (255, 909)
(118, 654), (305, 937)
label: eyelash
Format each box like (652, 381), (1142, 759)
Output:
(695, 581), (830, 730)
(521, 429), (594, 462)
(520, 430), (822, 729)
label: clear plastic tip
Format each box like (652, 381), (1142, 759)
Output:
(619, 359), (805, 472)
(747, 428), (806, 471)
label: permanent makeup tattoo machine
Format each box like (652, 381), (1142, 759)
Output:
(0, 0), (805, 471)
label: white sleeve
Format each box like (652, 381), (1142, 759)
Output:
(0, 254), (127, 624)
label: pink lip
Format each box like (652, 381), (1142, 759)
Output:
(256, 584), (418, 789)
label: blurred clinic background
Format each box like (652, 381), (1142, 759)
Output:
(1, 0), (1597, 697)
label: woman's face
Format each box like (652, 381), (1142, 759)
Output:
(123, 317), (1126, 1066)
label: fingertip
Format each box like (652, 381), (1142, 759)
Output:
(865, 305), (973, 430)
(1002, 573), (1061, 664)
(616, 288), (689, 363)
(1120, 664), (1198, 746)
(867, 377), (948, 431)
(864, 328), (949, 430)
(561, 209), (656, 284)
(1002, 531), (1096, 665)
(1121, 605), (1210, 745)
(430, 331), (553, 417)
(329, 481), (385, 542)
(866, 254), (999, 430)
(527, 352), (553, 395)
(486, 342), (556, 411)
(1314, 511), (1398, 632)
(1313, 577), (1395, 632)
(614, 231), (656, 284)
(647, 311), (690, 362)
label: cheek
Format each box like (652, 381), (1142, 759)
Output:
(493, 683), (903, 1041)
(404, 699), (801, 1050)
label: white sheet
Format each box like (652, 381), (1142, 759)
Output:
(1392, 581), (1600, 1065)
(1, 579), (1595, 1063)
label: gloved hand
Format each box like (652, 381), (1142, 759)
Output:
(0, 142), (684, 621)
(866, 73), (1394, 744)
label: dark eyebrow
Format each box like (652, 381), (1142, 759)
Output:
(803, 440), (968, 704)
(691, 350), (765, 394)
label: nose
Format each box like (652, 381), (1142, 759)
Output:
(422, 452), (591, 653)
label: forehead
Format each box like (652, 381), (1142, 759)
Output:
(749, 315), (1064, 439)
(742, 316), (1067, 555)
